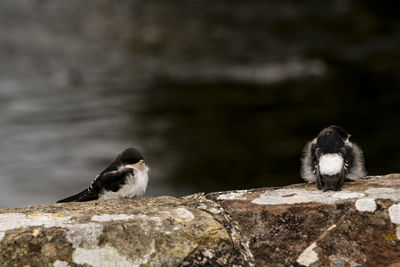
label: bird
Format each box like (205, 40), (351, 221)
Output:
(300, 125), (366, 191)
(57, 147), (149, 203)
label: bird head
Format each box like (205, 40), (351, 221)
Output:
(117, 147), (145, 166)
(316, 125), (349, 154)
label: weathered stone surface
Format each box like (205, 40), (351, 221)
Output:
(0, 197), (238, 266)
(1, 174), (400, 266)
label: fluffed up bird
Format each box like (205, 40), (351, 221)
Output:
(301, 125), (366, 191)
(57, 147), (149, 203)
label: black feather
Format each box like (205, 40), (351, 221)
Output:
(57, 168), (134, 203)
(57, 188), (98, 203)
(312, 126), (351, 191)
(57, 147), (143, 203)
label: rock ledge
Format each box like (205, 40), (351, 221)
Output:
(1, 174), (400, 266)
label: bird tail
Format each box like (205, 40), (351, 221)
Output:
(56, 188), (97, 203)
(320, 169), (346, 191)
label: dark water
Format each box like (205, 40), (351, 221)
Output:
(0, 0), (399, 207)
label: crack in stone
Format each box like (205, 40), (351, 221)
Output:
(183, 193), (256, 267)
(296, 224), (337, 266)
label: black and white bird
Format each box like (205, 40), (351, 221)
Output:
(301, 125), (366, 191)
(57, 147), (149, 203)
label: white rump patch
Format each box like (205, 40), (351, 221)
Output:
(319, 153), (343, 175)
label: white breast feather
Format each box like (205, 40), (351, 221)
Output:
(99, 165), (149, 200)
(319, 153), (343, 175)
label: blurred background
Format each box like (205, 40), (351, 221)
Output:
(0, 0), (399, 208)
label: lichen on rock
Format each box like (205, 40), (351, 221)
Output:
(1, 174), (400, 266)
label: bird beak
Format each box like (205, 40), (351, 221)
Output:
(138, 160), (145, 164)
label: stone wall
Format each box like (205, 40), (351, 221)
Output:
(1, 174), (400, 266)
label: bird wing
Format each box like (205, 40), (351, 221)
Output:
(345, 142), (367, 180)
(56, 168), (134, 203)
(56, 187), (98, 203)
(92, 167), (134, 193)
(98, 161), (119, 176)
(300, 138), (318, 182)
